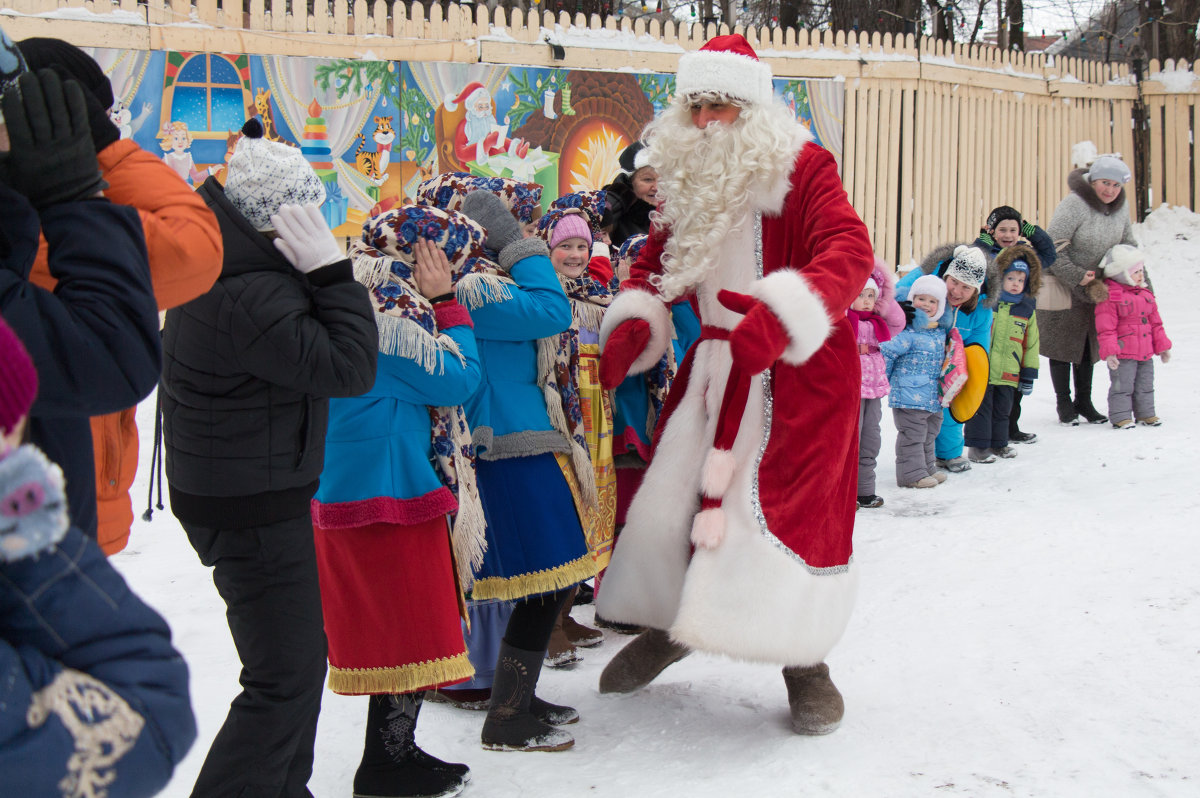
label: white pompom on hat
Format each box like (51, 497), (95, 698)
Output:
(862, 276), (880, 295)
(675, 34), (774, 106)
(910, 273), (948, 323)
(1086, 154), (1132, 185)
(943, 245), (987, 290)
(225, 118), (326, 232)
(1101, 244), (1145, 285)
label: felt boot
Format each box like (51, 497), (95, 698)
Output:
(560, 586), (603, 647)
(1073, 362), (1107, 424)
(782, 662), (844, 736)
(353, 693), (469, 798)
(598, 627), (691, 694)
(481, 642), (574, 752)
(544, 611), (582, 668)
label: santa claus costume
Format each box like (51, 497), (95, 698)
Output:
(595, 34), (874, 735)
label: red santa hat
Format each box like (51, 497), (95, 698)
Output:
(444, 81), (489, 112)
(675, 34), (774, 106)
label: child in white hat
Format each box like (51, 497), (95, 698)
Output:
(1095, 245), (1172, 428)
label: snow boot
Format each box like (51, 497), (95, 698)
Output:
(1138, 416), (1163, 427)
(1073, 362), (1107, 424)
(992, 446), (1018, 459)
(929, 470), (948, 484)
(1009, 430), (1038, 444)
(856, 494), (884, 508)
(1050, 360), (1078, 424)
(1113, 419), (1134, 430)
(425, 687), (490, 711)
(481, 642), (574, 752)
(354, 693), (469, 798)
(560, 586), (603, 648)
(782, 662), (844, 735)
(530, 695), (580, 725)
(935, 456), (971, 473)
(598, 627), (691, 694)
(545, 611), (582, 669)
(573, 581), (594, 605)
(902, 475), (938, 488)
(594, 614), (645, 635)
(967, 447), (996, 464)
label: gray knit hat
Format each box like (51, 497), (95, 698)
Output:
(943, 245), (987, 290)
(1086, 155), (1131, 184)
(225, 118), (325, 231)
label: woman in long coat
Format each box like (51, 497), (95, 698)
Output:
(1041, 155), (1137, 425)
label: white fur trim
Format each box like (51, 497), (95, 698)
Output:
(690, 507), (726, 550)
(754, 129), (812, 215)
(749, 270), (833, 366)
(676, 49), (774, 106)
(599, 287), (672, 375)
(633, 148), (651, 171)
(700, 448), (736, 498)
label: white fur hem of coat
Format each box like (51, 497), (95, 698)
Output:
(750, 269), (832, 366)
(595, 335), (857, 666)
(599, 286), (672, 374)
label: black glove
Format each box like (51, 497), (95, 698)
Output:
(0, 70), (106, 210)
(460, 190), (523, 253)
(899, 300), (916, 327)
(1018, 378), (1034, 396)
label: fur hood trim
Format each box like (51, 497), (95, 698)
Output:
(915, 241), (1002, 312)
(870, 258), (898, 311)
(993, 242), (1042, 297)
(1068, 168), (1128, 215)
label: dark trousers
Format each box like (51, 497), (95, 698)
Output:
(184, 515), (327, 798)
(964, 384), (1016, 449)
(1008, 391), (1024, 436)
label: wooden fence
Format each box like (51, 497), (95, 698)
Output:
(3, 0), (1192, 265)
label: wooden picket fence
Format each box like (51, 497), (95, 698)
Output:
(3, 0), (1192, 265)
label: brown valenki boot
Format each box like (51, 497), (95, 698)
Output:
(782, 662), (844, 735)
(560, 586), (603, 648)
(544, 609), (582, 668)
(598, 627), (691, 694)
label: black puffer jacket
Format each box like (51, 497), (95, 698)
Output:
(160, 177), (377, 529)
(603, 172), (654, 247)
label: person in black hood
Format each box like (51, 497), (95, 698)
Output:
(602, 141), (659, 247)
(160, 118), (377, 798)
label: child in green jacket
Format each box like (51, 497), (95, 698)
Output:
(965, 244), (1041, 462)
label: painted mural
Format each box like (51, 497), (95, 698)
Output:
(86, 47), (845, 237)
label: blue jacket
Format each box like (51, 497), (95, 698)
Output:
(0, 527), (195, 797)
(881, 316), (948, 412)
(0, 186), (160, 539)
(896, 267), (995, 350)
(462, 254), (572, 459)
(315, 312), (481, 524)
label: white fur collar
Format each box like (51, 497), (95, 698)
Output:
(752, 125), (813, 215)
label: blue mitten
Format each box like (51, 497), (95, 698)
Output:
(1018, 378), (1034, 396)
(0, 445), (69, 562)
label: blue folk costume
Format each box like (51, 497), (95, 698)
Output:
(418, 173), (598, 602)
(311, 205), (488, 695)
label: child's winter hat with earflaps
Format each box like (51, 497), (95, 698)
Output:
(1101, 244), (1146, 286)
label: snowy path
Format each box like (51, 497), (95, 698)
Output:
(113, 206), (1200, 797)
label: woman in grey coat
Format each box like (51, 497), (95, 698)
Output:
(1041, 155), (1137, 425)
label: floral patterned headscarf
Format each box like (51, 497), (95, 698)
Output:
(348, 204), (493, 587)
(416, 172), (544, 225)
(549, 189), (609, 231)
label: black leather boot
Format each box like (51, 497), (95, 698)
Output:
(1073, 361), (1107, 423)
(354, 693), (469, 798)
(1049, 359), (1078, 424)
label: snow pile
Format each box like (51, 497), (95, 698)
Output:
(1148, 67), (1197, 93)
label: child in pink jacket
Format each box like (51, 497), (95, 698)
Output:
(1095, 245), (1172, 429)
(848, 260), (906, 507)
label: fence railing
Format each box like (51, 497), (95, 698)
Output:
(4, 0), (1190, 265)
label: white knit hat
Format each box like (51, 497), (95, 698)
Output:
(675, 34), (774, 106)
(910, 273), (948, 323)
(943, 245), (987, 290)
(1086, 155), (1132, 185)
(862, 276), (880, 295)
(1101, 244), (1145, 285)
(225, 118), (326, 231)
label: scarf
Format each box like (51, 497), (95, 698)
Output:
(416, 171), (544, 224)
(847, 308), (892, 344)
(349, 204), (497, 588)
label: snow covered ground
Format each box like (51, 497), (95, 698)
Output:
(112, 205), (1200, 797)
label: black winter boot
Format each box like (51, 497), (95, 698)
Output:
(1049, 360), (1078, 424)
(354, 693), (469, 798)
(1073, 362), (1107, 423)
(481, 642), (574, 751)
(782, 662), (845, 736)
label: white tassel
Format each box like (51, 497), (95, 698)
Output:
(375, 315), (445, 375)
(700, 448), (736, 498)
(690, 507), (726, 550)
(456, 273), (514, 310)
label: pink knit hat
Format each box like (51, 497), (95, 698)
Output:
(548, 211), (592, 250)
(0, 316), (38, 436)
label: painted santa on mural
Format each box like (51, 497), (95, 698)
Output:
(445, 81), (530, 164)
(596, 33), (874, 734)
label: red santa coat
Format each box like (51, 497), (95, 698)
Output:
(596, 130), (873, 666)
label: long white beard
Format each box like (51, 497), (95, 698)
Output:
(463, 109), (493, 146)
(645, 99), (801, 301)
